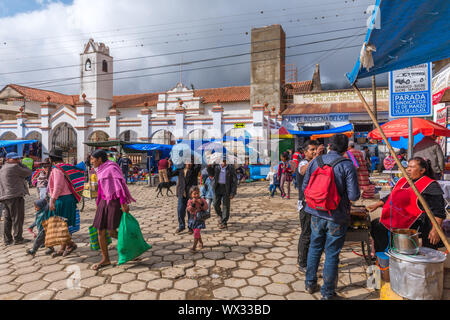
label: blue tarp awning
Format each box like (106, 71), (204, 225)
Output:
(346, 0), (450, 84)
(0, 140), (38, 148)
(124, 143), (173, 152)
(288, 124), (354, 137)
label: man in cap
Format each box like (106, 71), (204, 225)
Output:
(0, 152), (33, 245)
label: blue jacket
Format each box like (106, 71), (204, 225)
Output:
(201, 177), (215, 199)
(301, 151), (360, 225)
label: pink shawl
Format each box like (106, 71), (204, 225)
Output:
(96, 160), (136, 205)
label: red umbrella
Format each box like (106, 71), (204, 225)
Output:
(368, 117), (450, 141)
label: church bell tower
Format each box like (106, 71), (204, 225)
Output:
(80, 39), (113, 119)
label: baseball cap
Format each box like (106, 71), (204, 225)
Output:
(6, 152), (20, 160)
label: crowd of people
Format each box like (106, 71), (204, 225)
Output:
(0, 132), (448, 300)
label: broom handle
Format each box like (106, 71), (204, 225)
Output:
(352, 83), (450, 253)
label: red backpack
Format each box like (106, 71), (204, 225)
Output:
(304, 156), (349, 214)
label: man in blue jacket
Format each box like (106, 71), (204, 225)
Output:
(301, 134), (360, 300)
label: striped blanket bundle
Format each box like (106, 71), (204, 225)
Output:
(53, 163), (85, 202)
(31, 168), (45, 186)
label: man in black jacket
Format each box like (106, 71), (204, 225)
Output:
(173, 162), (201, 233)
(213, 159), (238, 229)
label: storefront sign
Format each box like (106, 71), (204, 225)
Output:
(234, 123), (246, 129)
(432, 65), (450, 105)
(389, 63), (433, 118)
(295, 88), (388, 104)
(284, 114), (349, 123)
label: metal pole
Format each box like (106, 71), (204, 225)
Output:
(372, 75), (377, 122)
(352, 83), (450, 253)
(408, 117), (414, 160)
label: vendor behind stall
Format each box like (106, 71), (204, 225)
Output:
(367, 157), (446, 252)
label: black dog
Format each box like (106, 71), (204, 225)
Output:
(156, 181), (176, 197)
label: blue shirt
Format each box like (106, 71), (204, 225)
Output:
(218, 166), (227, 184)
(302, 151), (360, 225)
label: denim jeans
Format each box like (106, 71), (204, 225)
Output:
(177, 196), (188, 230)
(269, 184), (276, 195)
(305, 215), (347, 298)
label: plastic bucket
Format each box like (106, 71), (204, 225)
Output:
(376, 252), (390, 282)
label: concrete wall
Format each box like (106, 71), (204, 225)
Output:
(250, 25), (285, 113)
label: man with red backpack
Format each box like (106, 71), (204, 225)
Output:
(301, 134), (360, 300)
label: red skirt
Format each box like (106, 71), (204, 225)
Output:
(93, 198), (123, 231)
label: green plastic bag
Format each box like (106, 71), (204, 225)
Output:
(117, 212), (151, 265)
(89, 226), (112, 251)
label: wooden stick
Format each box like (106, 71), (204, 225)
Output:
(352, 83), (450, 253)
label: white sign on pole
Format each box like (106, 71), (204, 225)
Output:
(389, 63), (433, 118)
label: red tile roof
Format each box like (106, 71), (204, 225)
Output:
(113, 93), (161, 108)
(3, 80), (314, 109)
(6, 84), (79, 105)
(284, 81), (313, 95)
(194, 86), (250, 104)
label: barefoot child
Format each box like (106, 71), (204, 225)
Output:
(187, 186), (207, 252)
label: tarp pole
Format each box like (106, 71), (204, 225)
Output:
(352, 83), (450, 253)
(408, 117), (414, 159)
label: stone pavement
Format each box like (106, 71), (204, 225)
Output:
(0, 181), (448, 300)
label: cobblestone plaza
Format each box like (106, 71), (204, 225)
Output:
(0, 182), (448, 300)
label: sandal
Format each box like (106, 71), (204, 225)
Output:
(52, 250), (65, 258)
(62, 244), (77, 257)
(91, 262), (111, 271)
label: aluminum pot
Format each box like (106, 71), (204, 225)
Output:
(391, 229), (420, 255)
(387, 247), (446, 300)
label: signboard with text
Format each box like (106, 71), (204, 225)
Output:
(389, 63), (432, 118)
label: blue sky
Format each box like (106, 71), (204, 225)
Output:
(0, 0), (72, 18)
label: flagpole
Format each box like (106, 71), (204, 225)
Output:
(352, 83), (450, 253)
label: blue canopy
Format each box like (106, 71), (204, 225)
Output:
(289, 123), (354, 137)
(125, 143), (173, 152)
(346, 0), (450, 84)
(0, 140), (38, 148)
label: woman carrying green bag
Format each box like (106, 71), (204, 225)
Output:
(90, 150), (136, 270)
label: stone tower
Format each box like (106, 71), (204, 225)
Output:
(250, 24), (286, 112)
(80, 39), (113, 119)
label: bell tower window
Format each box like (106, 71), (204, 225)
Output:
(102, 60), (108, 72)
(85, 59), (92, 71)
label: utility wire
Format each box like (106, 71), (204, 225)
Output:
(0, 27), (366, 77)
(29, 44), (364, 91)
(0, 8), (368, 56)
(0, 16), (368, 63)
(7, 33), (365, 88)
(0, 0), (369, 44)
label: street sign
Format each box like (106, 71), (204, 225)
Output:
(389, 62), (432, 118)
(234, 123), (245, 129)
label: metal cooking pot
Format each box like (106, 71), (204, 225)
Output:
(391, 229), (420, 255)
